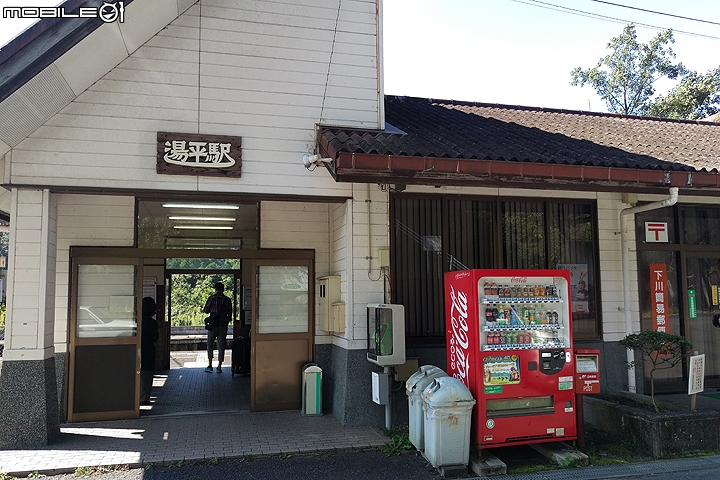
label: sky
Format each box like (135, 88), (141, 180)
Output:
(1, 0), (719, 113)
(383, 0), (720, 112)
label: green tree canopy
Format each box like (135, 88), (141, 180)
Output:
(647, 67), (720, 120)
(571, 24), (687, 115)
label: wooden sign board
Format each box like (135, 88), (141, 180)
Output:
(157, 132), (242, 178)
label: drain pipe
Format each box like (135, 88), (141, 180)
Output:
(620, 187), (679, 393)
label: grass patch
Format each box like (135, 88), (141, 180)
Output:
(73, 465), (127, 477)
(380, 427), (413, 456)
(581, 428), (650, 466)
(277, 453), (293, 460)
(204, 457), (220, 466)
(507, 464), (558, 475)
(167, 460), (183, 468)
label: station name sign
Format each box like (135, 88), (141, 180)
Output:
(157, 132), (242, 178)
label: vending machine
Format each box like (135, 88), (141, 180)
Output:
(445, 269), (576, 449)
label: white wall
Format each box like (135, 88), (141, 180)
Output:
(8, 0), (379, 197)
(597, 192), (632, 342)
(345, 184), (388, 348)
(53, 194), (135, 352)
(4, 189), (57, 361)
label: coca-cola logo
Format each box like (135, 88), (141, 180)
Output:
(510, 277), (528, 283)
(449, 285), (471, 387)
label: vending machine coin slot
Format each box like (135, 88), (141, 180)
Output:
(539, 349), (566, 374)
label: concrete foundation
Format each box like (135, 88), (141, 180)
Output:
(584, 393), (720, 457)
(0, 357), (60, 448)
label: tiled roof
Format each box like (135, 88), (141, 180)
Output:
(320, 96), (720, 173)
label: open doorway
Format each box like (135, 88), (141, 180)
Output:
(142, 261), (251, 416)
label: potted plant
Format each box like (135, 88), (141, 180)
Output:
(619, 330), (692, 412)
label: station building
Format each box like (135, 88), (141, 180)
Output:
(1, 0), (720, 448)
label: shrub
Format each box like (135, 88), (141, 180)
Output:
(620, 330), (692, 412)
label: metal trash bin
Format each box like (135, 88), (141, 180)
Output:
(406, 365), (447, 451)
(422, 376), (476, 467)
(302, 363), (322, 416)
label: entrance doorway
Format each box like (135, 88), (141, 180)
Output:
(67, 247), (314, 422)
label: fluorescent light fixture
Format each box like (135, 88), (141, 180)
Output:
(173, 226), (233, 230)
(162, 203), (239, 210)
(168, 216), (236, 222)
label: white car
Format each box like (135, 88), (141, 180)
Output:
(77, 306), (137, 338)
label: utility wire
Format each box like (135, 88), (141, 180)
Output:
(509, 0), (720, 41)
(589, 0), (720, 27)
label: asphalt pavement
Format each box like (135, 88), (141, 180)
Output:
(19, 448), (720, 480)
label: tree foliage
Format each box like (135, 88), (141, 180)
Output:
(647, 67), (720, 120)
(571, 25), (687, 115)
(170, 273), (233, 326)
(620, 330), (692, 412)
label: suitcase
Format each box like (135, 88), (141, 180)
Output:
(231, 335), (251, 377)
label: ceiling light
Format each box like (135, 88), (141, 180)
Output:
(173, 226), (233, 230)
(168, 216), (236, 222)
(162, 203), (239, 210)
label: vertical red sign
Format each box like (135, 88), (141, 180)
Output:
(650, 263), (669, 333)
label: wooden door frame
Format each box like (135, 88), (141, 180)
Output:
(250, 258), (315, 411)
(68, 247), (315, 419)
(67, 256), (143, 422)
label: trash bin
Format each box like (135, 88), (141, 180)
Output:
(422, 376), (476, 468)
(406, 365), (447, 451)
(302, 363), (322, 416)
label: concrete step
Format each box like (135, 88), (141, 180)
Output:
(530, 441), (589, 467)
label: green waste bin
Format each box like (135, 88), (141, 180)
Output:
(302, 363), (323, 416)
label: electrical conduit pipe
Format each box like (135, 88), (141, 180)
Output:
(620, 187), (678, 393)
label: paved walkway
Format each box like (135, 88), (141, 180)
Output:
(0, 353), (387, 476)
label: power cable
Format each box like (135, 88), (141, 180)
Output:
(509, 0), (720, 41)
(589, 0), (720, 27)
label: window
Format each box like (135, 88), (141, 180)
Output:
(391, 196), (600, 341)
(137, 200), (258, 249)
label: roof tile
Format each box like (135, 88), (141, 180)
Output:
(321, 96), (720, 173)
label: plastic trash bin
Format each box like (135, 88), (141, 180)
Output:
(422, 376), (476, 468)
(302, 363), (322, 416)
(406, 365), (448, 451)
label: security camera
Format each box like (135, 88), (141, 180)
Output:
(302, 154), (333, 169)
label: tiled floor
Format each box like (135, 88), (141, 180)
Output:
(0, 352), (387, 476)
(144, 351), (250, 416)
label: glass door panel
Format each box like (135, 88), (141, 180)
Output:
(638, 251), (683, 391)
(685, 256), (720, 383)
(257, 265), (309, 334)
(77, 265), (137, 338)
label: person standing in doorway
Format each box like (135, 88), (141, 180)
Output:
(203, 282), (232, 373)
(140, 296), (159, 405)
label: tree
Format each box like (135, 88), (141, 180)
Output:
(620, 330), (692, 412)
(570, 24), (687, 115)
(647, 67), (720, 120)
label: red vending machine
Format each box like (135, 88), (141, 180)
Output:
(445, 269), (576, 449)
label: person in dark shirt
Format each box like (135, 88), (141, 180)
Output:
(140, 296), (159, 405)
(203, 282), (233, 373)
